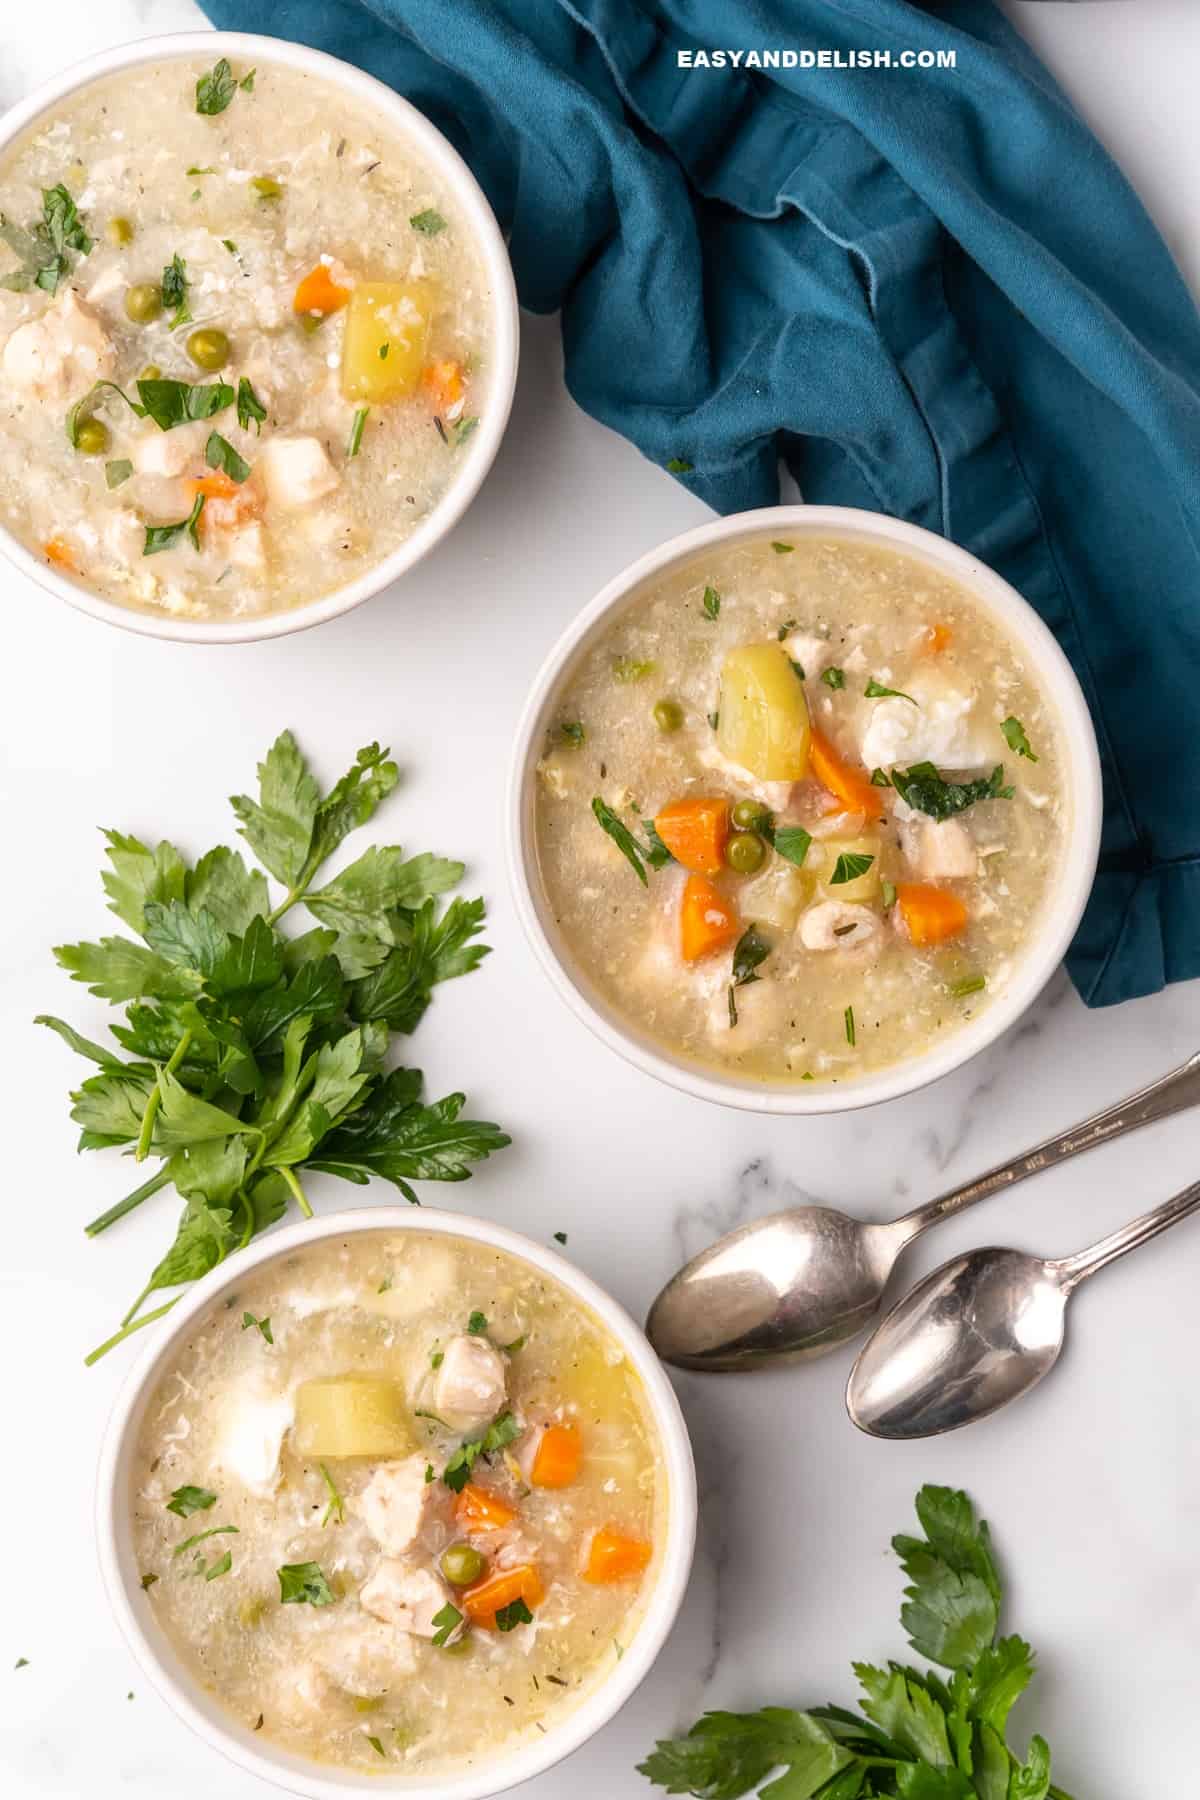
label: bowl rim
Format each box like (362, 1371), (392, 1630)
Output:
(0, 30), (520, 644)
(95, 1204), (697, 1799)
(506, 503), (1104, 1116)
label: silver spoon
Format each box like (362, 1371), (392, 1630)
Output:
(846, 1175), (1200, 1438)
(646, 1051), (1200, 1370)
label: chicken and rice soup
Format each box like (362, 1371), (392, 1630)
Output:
(0, 55), (494, 619)
(535, 534), (1068, 1085)
(131, 1229), (665, 1773)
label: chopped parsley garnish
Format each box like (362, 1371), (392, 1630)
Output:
(865, 677), (917, 704)
(0, 183), (92, 295)
(707, 711), (719, 731)
(890, 761), (1014, 821)
(821, 667), (846, 690)
(206, 432), (251, 483)
(728, 925), (771, 1027)
(203, 1550), (233, 1581)
(378, 342), (390, 360)
(770, 541), (794, 553)
(105, 459), (132, 490)
(702, 586), (721, 620)
(222, 238), (238, 255)
(431, 1349), (444, 1369)
(1001, 716), (1038, 762)
(844, 1005), (857, 1047)
(143, 491), (205, 557)
(590, 796), (662, 886)
(666, 457), (693, 474)
(165, 1485), (217, 1518)
(366, 1735), (386, 1758)
(612, 657), (656, 683)
(431, 1602), (463, 1646)
(410, 209), (447, 236)
(502, 1334), (525, 1354)
(424, 1463), (435, 1484)
(241, 69), (257, 92)
(161, 254), (190, 329)
(948, 973), (987, 998)
(554, 1231), (567, 1245)
(790, 660), (805, 682)
(454, 416), (479, 446)
(556, 720), (585, 748)
(138, 376), (235, 432)
(195, 59), (239, 116)
(495, 1598), (533, 1632)
(640, 818), (675, 869)
(830, 852), (874, 886)
(241, 1310), (272, 1342)
(140, 1573), (158, 1591)
(773, 826), (812, 868)
(347, 406), (369, 458)
(319, 1463), (345, 1528)
(442, 1411), (521, 1492)
(776, 619), (797, 640)
(236, 377), (267, 434)
(277, 1562), (335, 1606)
(173, 1524), (238, 1557)
(466, 1310), (488, 1335)
(870, 767), (892, 787)
(186, 166), (216, 178)
(881, 879), (898, 910)
(15, 1657), (29, 1669)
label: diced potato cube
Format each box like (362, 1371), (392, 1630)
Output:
(739, 861), (813, 932)
(717, 644), (811, 780)
(341, 281), (438, 402)
(294, 1375), (411, 1458)
(817, 833), (882, 906)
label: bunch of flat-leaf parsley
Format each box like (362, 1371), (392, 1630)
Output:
(639, 1485), (1071, 1800)
(38, 732), (510, 1363)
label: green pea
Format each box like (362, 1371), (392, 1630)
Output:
(252, 175), (283, 201)
(731, 799), (771, 833)
(106, 216), (134, 247)
(725, 832), (766, 874)
(187, 327), (230, 371)
(74, 417), (110, 455)
(653, 699), (684, 734)
(124, 282), (162, 323)
(440, 1543), (485, 1587)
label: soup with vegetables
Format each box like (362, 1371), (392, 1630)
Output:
(0, 55), (495, 620)
(534, 534), (1068, 1085)
(131, 1230), (665, 1774)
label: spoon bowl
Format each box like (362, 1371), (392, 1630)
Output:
(845, 1247), (1067, 1438)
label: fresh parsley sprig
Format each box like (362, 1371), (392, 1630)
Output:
(39, 732), (510, 1363)
(0, 183), (92, 294)
(890, 762), (1014, 822)
(638, 1486), (1072, 1800)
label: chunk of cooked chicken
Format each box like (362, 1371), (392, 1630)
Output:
(360, 1558), (457, 1638)
(256, 435), (339, 509)
(909, 818), (978, 881)
(696, 739), (795, 814)
(860, 671), (994, 773)
(129, 420), (208, 478)
(2, 289), (114, 401)
(210, 1377), (293, 1498)
(433, 1333), (507, 1436)
(357, 1456), (444, 1557)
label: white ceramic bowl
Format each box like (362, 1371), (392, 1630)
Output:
(508, 505), (1103, 1115)
(96, 1205), (696, 1799)
(0, 32), (519, 643)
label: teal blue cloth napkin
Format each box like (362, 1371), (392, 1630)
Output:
(203, 0), (1200, 1006)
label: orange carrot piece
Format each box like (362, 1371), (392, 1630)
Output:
(461, 1562), (543, 1627)
(530, 1424), (582, 1489)
(44, 536), (76, 570)
(897, 882), (969, 946)
(421, 358), (467, 415)
(185, 472), (263, 532)
(293, 262), (351, 316)
(653, 796), (730, 875)
(582, 1526), (652, 1585)
(924, 623), (953, 654)
(455, 1482), (517, 1535)
(679, 874), (740, 963)
(186, 470), (241, 502)
(808, 729), (881, 817)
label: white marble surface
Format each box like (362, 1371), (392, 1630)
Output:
(2, 3), (1199, 1797)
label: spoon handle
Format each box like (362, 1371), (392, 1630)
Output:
(896, 1050), (1200, 1241)
(1054, 1177), (1200, 1292)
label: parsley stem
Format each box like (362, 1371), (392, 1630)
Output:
(134, 1030), (193, 1163)
(278, 1164), (313, 1219)
(84, 1165), (172, 1237)
(84, 1296), (180, 1367)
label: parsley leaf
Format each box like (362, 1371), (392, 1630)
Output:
(771, 541), (794, 553)
(844, 1004), (856, 1046)
(277, 1562), (335, 1606)
(1001, 717), (1038, 762)
(236, 377), (267, 434)
(466, 1310), (488, 1335)
(866, 677), (918, 704)
(347, 406), (369, 458)
(196, 60), (238, 116)
(203, 1551), (233, 1581)
(613, 657), (656, 683)
(702, 586), (721, 620)
(205, 432), (250, 483)
(410, 209), (447, 235)
(773, 826), (812, 869)
(105, 459), (133, 490)
(821, 667), (846, 690)
(728, 925), (771, 1028)
(495, 1598), (533, 1632)
(241, 1311), (273, 1343)
(431, 1602), (463, 1646)
(173, 1524), (238, 1557)
(319, 1462), (345, 1527)
(0, 184), (92, 294)
(666, 457), (693, 474)
(143, 492), (205, 556)
(165, 1485), (217, 1518)
(442, 1410), (520, 1492)
(591, 797), (671, 886)
(556, 721), (585, 748)
(831, 852), (874, 886)
(138, 377), (234, 432)
(161, 254), (190, 329)
(890, 763), (1014, 821)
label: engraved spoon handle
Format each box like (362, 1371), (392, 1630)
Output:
(1054, 1178), (1200, 1292)
(895, 1051), (1200, 1243)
